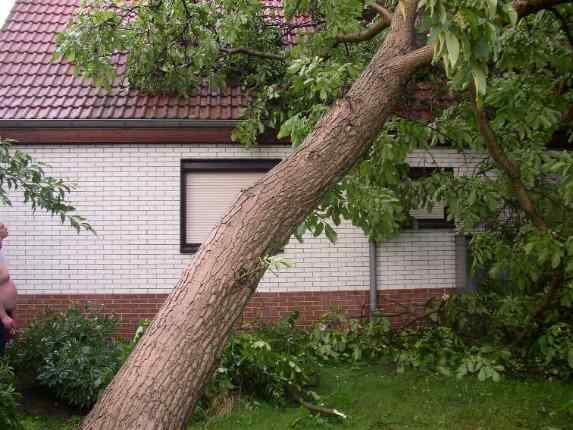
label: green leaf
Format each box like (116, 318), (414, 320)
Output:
(445, 31), (460, 69)
(486, 0), (497, 18)
(472, 65), (487, 96)
(324, 223), (337, 243)
(551, 252), (561, 270)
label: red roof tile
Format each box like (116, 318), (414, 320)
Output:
(0, 0), (252, 121)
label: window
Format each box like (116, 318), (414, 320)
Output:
(180, 159), (281, 253)
(407, 166), (454, 229)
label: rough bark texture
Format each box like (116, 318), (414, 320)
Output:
(80, 4), (431, 430)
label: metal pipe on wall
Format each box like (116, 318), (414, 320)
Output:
(369, 239), (377, 316)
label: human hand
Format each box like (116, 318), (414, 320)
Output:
(0, 224), (8, 241)
(1, 315), (16, 336)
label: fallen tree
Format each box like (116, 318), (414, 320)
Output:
(54, 0), (573, 428)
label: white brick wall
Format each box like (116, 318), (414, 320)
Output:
(0, 144), (476, 295)
(375, 230), (457, 290)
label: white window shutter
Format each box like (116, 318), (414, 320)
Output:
(185, 171), (264, 244)
(410, 201), (447, 220)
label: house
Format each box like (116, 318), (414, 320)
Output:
(0, 0), (473, 337)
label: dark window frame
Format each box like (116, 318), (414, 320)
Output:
(407, 166), (455, 229)
(180, 158), (281, 254)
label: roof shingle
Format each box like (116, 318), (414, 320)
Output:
(0, 0), (250, 120)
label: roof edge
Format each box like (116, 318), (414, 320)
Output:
(0, 119), (241, 129)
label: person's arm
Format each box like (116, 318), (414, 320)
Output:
(0, 265), (9, 286)
(0, 301), (15, 336)
(0, 264), (16, 336)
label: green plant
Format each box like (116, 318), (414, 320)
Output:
(217, 332), (319, 403)
(393, 326), (464, 375)
(37, 340), (127, 409)
(308, 310), (392, 363)
(455, 346), (509, 382)
(9, 307), (118, 373)
(9, 307), (128, 409)
(534, 323), (573, 379)
(0, 360), (23, 430)
(421, 291), (573, 381)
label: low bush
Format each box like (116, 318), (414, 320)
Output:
(377, 291), (572, 381)
(9, 307), (129, 409)
(0, 360), (23, 430)
(8, 290), (572, 420)
(200, 313), (320, 413)
(217, 333), (318, 402)
(308, 310), (392, 363)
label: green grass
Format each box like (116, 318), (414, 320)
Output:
(19, 365), (573, 430)
(192, 365), (573, 430)
(20, 415), (81, 430)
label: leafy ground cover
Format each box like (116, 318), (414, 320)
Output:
(18, 365), (572, 430)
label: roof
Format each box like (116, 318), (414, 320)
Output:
(0, 0), (437, 132)
(0, 0), (252, 121)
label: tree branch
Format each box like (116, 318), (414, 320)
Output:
(513, 0), (573, 18)
(335, 19), (388, 43)
(399, 44), (434, 71)
(371, 3), (393, 24)
(335, 4), (392, 44)
(219, 47), (284, 61)
(471, 91), (568, 343)
(470, 94), (549, 231)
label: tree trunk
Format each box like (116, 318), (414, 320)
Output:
(81, 5), (432, 430)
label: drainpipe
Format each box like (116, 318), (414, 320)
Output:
(369, 239), (378, 317)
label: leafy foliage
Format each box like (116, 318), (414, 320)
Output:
(0, 360), (23, 430)
(425, 291), (573, 380)
(0, 138), (93, 233)
(308, 310), (392, 362)
(215, 333), (318, 403)
(8, 307), (129, 409)
(57, 2), (573, 368)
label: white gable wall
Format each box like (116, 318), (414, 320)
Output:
(0, 143), (476, 296)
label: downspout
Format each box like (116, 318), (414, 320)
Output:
(369, 239), (378, 316)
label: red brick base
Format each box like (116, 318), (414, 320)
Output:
(16, 288), (450, 338)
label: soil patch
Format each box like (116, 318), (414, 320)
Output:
(16, 378), (84, 419)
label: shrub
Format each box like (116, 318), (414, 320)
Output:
(0, 360), (23, 430)
(308, 310), (392, 363)
(534, 323), (573, 379)
(423, 292), (573, 380)
(37, 340), (127, 409)
(9, 307), (128, 409)
(225, 334), (318, 401)
(9, 307), (118, 372)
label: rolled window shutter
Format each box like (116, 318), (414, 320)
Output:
(410, 201), (447, 220)
(185, 171), (264, 244)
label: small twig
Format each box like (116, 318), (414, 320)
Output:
(293, 394), (348, 419)
(219, 47), (284, 61)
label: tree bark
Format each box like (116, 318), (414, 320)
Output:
(80, 3), (432, 430)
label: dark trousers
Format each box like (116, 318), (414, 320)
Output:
(0, 310), (13, 355)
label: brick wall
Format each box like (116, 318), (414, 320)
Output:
(0, 143), (479, 331)
(376, 230), (457, 290)
(16, 288), (450, 338)
(0, 143), (372, 295)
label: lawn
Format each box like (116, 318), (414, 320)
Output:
(19, 365), (572, 429)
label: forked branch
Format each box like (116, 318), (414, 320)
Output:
(335, 3), (393, 43)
